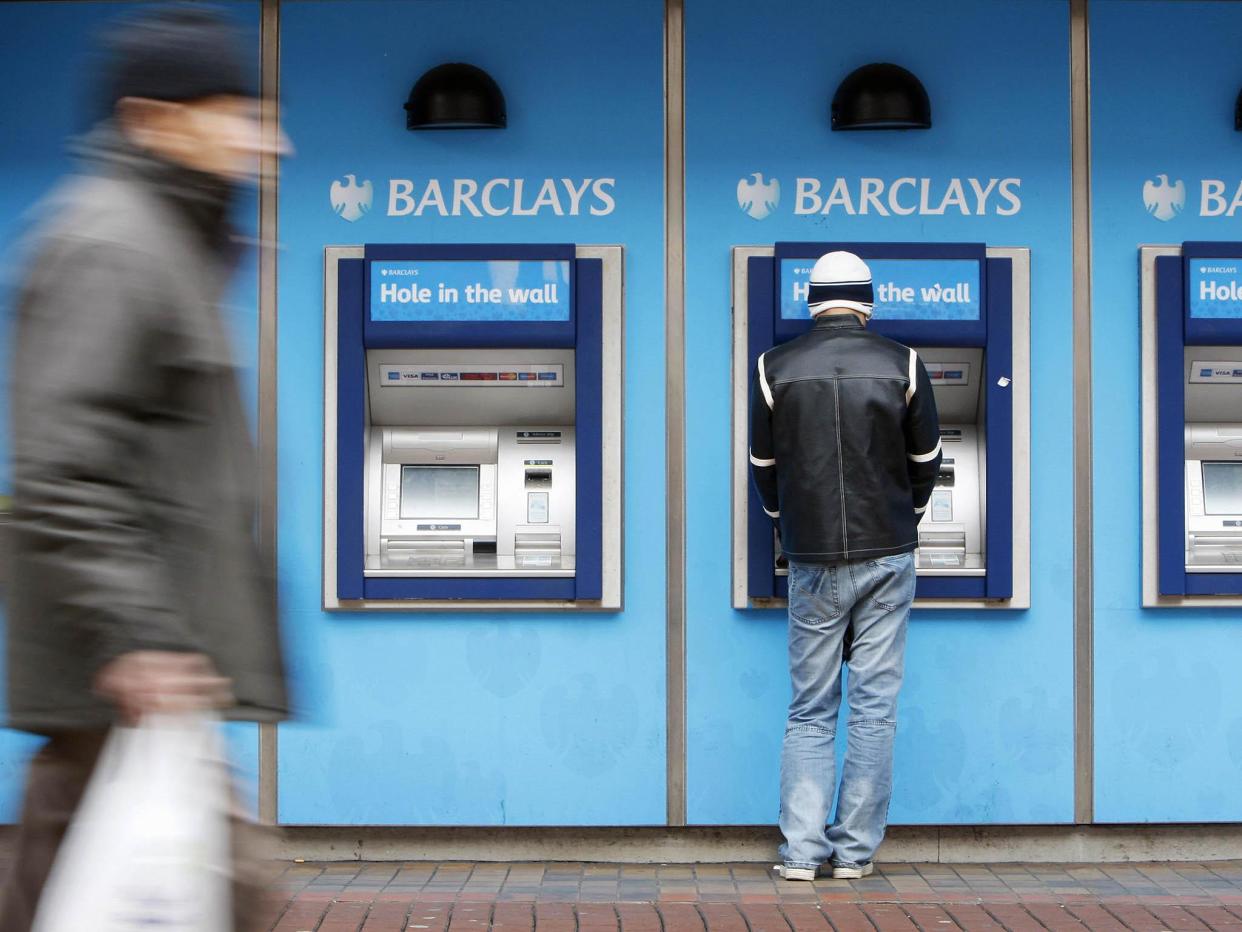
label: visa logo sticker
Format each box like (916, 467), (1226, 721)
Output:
(1190, 360), (1242, 383)
(925, 363), (970, 385)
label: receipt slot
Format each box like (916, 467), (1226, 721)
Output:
(731, 243), (1031, 610)
(1141, 242), (1242, 605)
(324, 244), (622, 610)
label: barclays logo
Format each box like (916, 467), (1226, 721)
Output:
(737, 173), (780, 220)
(333, 176), (615, 218)
(330, 174), (373, 222)
(1142, 174), (1185, 222)
(738, 173), (1023, 219)
(1140, 174), (1242, 218)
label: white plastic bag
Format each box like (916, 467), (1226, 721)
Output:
(33, 713), (231, 932)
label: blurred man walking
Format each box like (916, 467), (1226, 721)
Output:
(2, 7), (288, 928)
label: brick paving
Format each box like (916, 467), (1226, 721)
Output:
(249, 861), (1242, 931)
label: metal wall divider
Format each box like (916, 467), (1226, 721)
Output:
(258, 0), (281, 828)
(1070, 0), (1095, 825)
(664, 0), (688, 828)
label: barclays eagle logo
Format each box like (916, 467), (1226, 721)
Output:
(737, 172), (780, 220)
(330, 174), (373, 222)
(1143, 174), (1185, 222)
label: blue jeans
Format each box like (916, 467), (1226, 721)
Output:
(779, 552), (914, 871)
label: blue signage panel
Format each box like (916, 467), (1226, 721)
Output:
(779, 258), (982, 321)
(370, 259), (572, 322)
(1187, 258), (1242, 318)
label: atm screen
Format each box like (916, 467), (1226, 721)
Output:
(400, 466), (479, 519)
(1202, 462), (1242, 515)
(779, 258), (981, 321)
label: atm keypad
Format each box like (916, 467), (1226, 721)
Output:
(479, 475), (495, 519)
(383, 471), (399, 519)
(1188, 469), (1205, 516)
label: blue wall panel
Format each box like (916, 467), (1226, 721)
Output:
(276, 0), (666, 824)
(684, 0), (1074, 824)
(1090, 0), (1242, 822)
(0, 1), (262, 820)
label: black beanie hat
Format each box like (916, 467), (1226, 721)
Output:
(98, 4), (255, 114)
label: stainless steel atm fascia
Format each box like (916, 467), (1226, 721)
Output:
(1139, 244), (1242, 607)
(730, 246), (1032, 611)
(323, 245), (625, 612)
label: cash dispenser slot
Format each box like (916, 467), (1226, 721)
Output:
(515, 532), (563, 567)
(1186, 530), (1242, 569)
(917, 529), (968, 569)
(382, 538), (469, 568)
(386, 539), (468, 553)
(514, 530), (564, 571)
(1188, 533), (1242, 561)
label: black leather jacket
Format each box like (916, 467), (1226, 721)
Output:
(749, 315), (942, 564)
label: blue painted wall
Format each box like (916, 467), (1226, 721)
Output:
(683, 0), (1075, 824)
(1090, 0), (1242, 822)
(0, 1), (262, 819)
(275, 0), (667, 824)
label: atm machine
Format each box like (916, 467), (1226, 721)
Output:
(324, 244), (623, 610)
(1142, 242), (1242, 605)
(732, 242), (1030, 610)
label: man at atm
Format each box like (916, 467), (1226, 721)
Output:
(749, 251), (941, 881)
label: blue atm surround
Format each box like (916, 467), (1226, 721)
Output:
(335, 243), (604, 603)
(1154, 241), (1242, 597)
(745, 242), (1015, 603)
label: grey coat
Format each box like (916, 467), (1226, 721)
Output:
(5, 128), (286, 731)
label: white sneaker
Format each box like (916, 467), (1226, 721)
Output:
(773, 863), (818, 881)
(830, 862), (875, 880)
